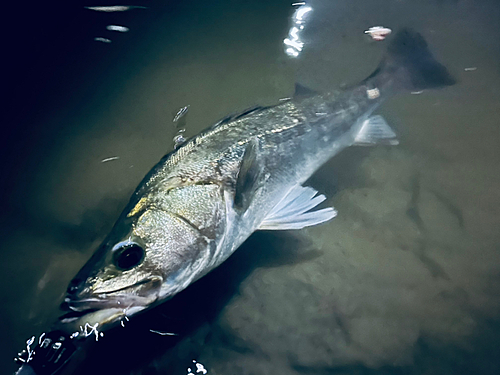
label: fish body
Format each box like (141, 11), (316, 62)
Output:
(59, 29), (454, 334)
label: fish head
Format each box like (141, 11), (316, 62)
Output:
(59, 221), (162, 330)
(59, 194), (220, 333)
(59, 182), (226, 334)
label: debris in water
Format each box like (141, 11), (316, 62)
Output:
(366, 87), (380, 99)
(94, 37), (112, 43)
(464, 67), (477, 71)
(106, 25), (130, 32)
(411, 90), (424, 95)
(149, 329), (178, 336)
(173, 105), (190, 123)
(85, 5), (147, 12)
(173, 134), (186, 149)
(365, 26), (392, 41)
(101, 156), (120, 163)
(172, 105), (190, 149)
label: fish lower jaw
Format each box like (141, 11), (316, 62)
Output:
(58, 293), (157, 335)
(58, 305), (149, 338)
(58, 308), (125, 338)
(63, 292), (156, 311)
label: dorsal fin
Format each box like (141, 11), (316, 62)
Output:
(294, 83), (317, 98)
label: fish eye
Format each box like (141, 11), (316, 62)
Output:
(113, 244), (145, 270)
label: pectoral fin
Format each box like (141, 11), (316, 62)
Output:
(353, 115), (399, 146)
(258, 185), (337, 230)
(234, 137), (262, 212)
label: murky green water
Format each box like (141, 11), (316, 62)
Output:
(2, 0), (500, 374)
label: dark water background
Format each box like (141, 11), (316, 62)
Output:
(2, 0), (500, 374)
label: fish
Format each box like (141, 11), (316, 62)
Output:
(58, 29), (455, 335)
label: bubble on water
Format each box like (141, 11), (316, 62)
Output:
(173, 134), (186, 149)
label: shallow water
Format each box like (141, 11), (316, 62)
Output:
(2, 0), (500, 374)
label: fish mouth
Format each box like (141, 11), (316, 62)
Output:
(59, 276), (162, 326)
(58, 307), (100, 323)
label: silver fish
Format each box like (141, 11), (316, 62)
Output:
(59, 29), (454, 333)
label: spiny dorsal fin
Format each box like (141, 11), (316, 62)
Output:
(258, 185), (337, 230)
(234, 137), (262, 212)
(294, 83), (317, 98)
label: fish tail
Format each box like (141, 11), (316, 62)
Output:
(365, 28), (456, 92)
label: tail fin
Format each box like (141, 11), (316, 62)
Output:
(367, 28), (456, 91)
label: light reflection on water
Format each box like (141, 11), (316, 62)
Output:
(284, 3), (313, 57)
(187, 359), (208, 375)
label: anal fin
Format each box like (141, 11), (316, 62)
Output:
(258, 185), (337, 230)
(354, 115), (399, 146)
